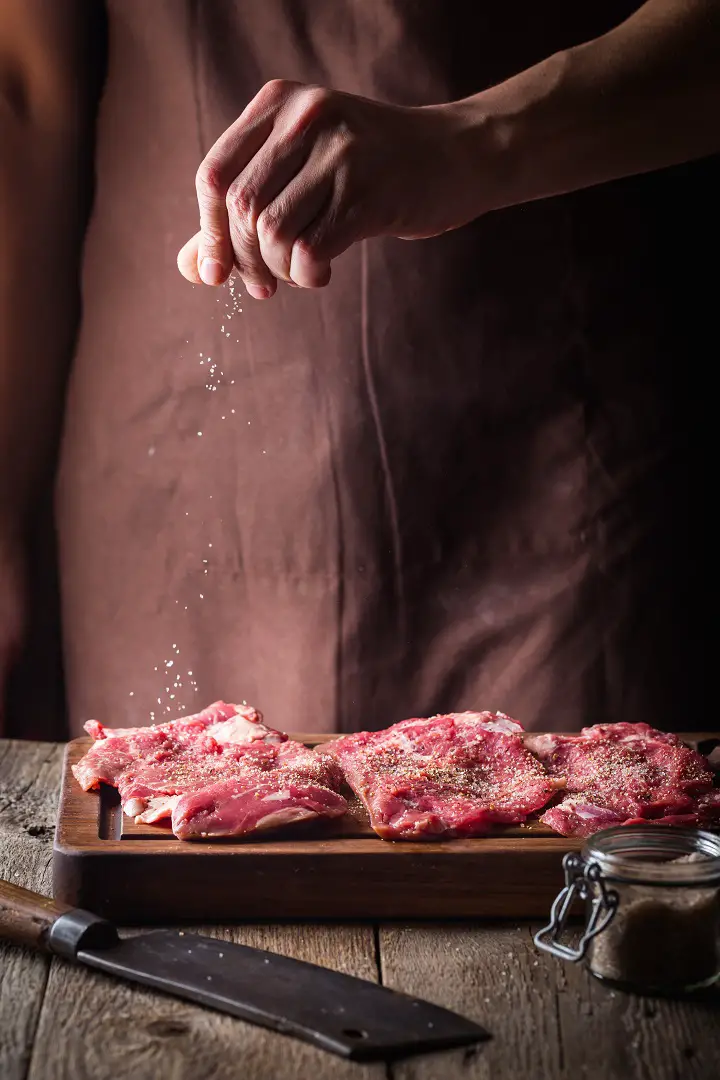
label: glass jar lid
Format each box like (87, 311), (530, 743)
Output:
(583, 825), (720, 886)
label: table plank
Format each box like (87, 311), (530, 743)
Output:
(0, 742), (64, 1080)
(380, 923), (562, 1079)
(558, 944), (720, 1080)
(379, 924), (720, 1080)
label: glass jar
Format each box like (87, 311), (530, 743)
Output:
(534, 826), (720, 995)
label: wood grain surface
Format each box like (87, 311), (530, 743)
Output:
(2, 738), (719, 1080)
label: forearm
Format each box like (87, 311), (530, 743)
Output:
(455, 0), (720, 213)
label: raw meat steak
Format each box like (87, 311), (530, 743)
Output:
(171, 740), (347, 840)
(72, 701), (347, 839)
(325, 711), (563, 840)
(526, 722), (720, 837)
(72, 700), (282, 793)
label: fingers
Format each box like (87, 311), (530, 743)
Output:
(290, 185), (360, 290)
(194, 81), (289, 287)
(256, 165), (334, 283)
(256, 132), (361, 289)
(290, 231), (334, 290)
(224, 86), (333, 296)
(224, 129), (312, 298)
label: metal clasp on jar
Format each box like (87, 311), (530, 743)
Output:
(534, 852), (620, 962)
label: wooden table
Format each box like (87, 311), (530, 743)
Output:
(2, 739), (718, 1080)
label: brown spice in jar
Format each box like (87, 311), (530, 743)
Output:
(588, 854), (720, 992)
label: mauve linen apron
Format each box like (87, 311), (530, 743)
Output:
(21, 1), (713, 738)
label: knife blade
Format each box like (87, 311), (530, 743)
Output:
(0, 880), (488, 1061)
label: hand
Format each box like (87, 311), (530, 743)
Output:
(177, 80), (485, 298)
(0, 535), (25, 731)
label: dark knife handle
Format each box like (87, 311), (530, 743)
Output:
(0, 880), (74, 951)
(0, 880), (118, 957)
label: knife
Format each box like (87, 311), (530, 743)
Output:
(0, 880), (488, 1061)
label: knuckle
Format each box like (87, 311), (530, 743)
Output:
(195, 160), (224, 199)
(293, 237), (320, 263)
(229, 215), (258, 257)
(304, 85), (331, 109)
(299, 86), (333, 125)
(256, 205), (285, 246)
(285, 86), (334, 136)
(226, 180), (255, 220)
(259, 78), (291, 105)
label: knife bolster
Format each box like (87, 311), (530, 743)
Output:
(48, 909), (119, 959)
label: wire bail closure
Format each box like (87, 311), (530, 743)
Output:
(534, 852), (619, 962)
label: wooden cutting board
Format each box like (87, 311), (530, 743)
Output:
(53, 733), (720, 922)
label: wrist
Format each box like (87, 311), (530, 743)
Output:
(440, 43), (612, 218)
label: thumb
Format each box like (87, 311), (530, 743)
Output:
(195, 166), (234, 286)
(177, 232), (203, 283)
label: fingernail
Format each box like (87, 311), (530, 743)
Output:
(200, 258), (225, 286)
(247, 284), (271, 300)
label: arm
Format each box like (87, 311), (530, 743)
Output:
(0, 0), (97, 725)
(178, 0), (720, 296)
(459, 0), (720, 213)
